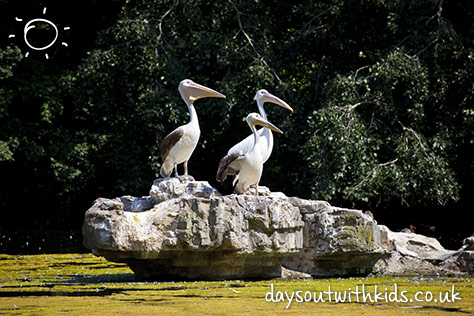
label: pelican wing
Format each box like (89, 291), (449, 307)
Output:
(216, 151), (244, 182)
(227, 128), (265, 156)
(160, 126), (184, 161)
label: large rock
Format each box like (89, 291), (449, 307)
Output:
(378, 230), (474, 276)
(83, 178), (304, 280)
(455, 235), (474, 274)
(83, 178), (473, 279)
(372, 226), (461, 276)
(282, 198), (473, 277)
(283, 199), (390, 277)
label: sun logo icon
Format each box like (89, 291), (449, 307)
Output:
(8, 7), (70, 59)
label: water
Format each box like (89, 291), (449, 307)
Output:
(0, 230), (85, 254)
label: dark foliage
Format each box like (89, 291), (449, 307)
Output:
(1, 0), (473, 250)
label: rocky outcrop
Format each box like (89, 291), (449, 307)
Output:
(372, 226), (460, 276)
(456, 235), (474, 273)
(374, 231), (474, 276)
(83, 178), (304, 280)
(283, 199), (389, 277)
(83, 178), (473, 280)
(282, 199), (473, 277)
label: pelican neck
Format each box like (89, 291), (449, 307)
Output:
(187, 101), (199, 125)
(249, 123), (259, 152)
(180, 89), (199, 125)
(256, 99), (272, 140)
(256, 99), (268, 120)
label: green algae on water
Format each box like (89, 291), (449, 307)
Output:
(0, 254), (473, 315)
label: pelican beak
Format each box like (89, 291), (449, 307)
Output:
(265, 93), (293, 112)
(255, 116), (283, 134)
(187, 82), (226, 103)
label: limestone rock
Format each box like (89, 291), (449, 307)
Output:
(281, 266), (312, 279)
(283, 199), (473, 277)
(120, 196), (156, 212)
(372, 226), (461, 276)
(149, 177), (221, 203)
(437, 234), (474, 276)
(463, 235), (474, 250)
(456, 249), (474, 274)
(283, 200), (389, 277)
(83, 178), (303, 280)
(83, 178), (473, 279)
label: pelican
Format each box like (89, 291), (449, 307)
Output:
(216, 113), (283, 195)
(160, 79), (226, 178)
(220, 90), (292, 184)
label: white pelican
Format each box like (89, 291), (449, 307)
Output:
(160, 79), (226, 178)
(220, 90), (292, 184)
(216, 113), (283, 195)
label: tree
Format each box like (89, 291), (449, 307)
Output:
(0, 0), (472, 249)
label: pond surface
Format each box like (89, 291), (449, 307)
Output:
(0, 254), (473, 315)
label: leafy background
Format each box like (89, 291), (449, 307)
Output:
(0, 0), (472, 252)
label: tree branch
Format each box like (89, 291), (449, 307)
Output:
(299, 6), (334, 35)
(425, 0), (444, 26)
(348, 158), (399, 196)
(399, 121), (440, 165)
(227, 0), (284, 86)
(155, 0), (179, 64)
